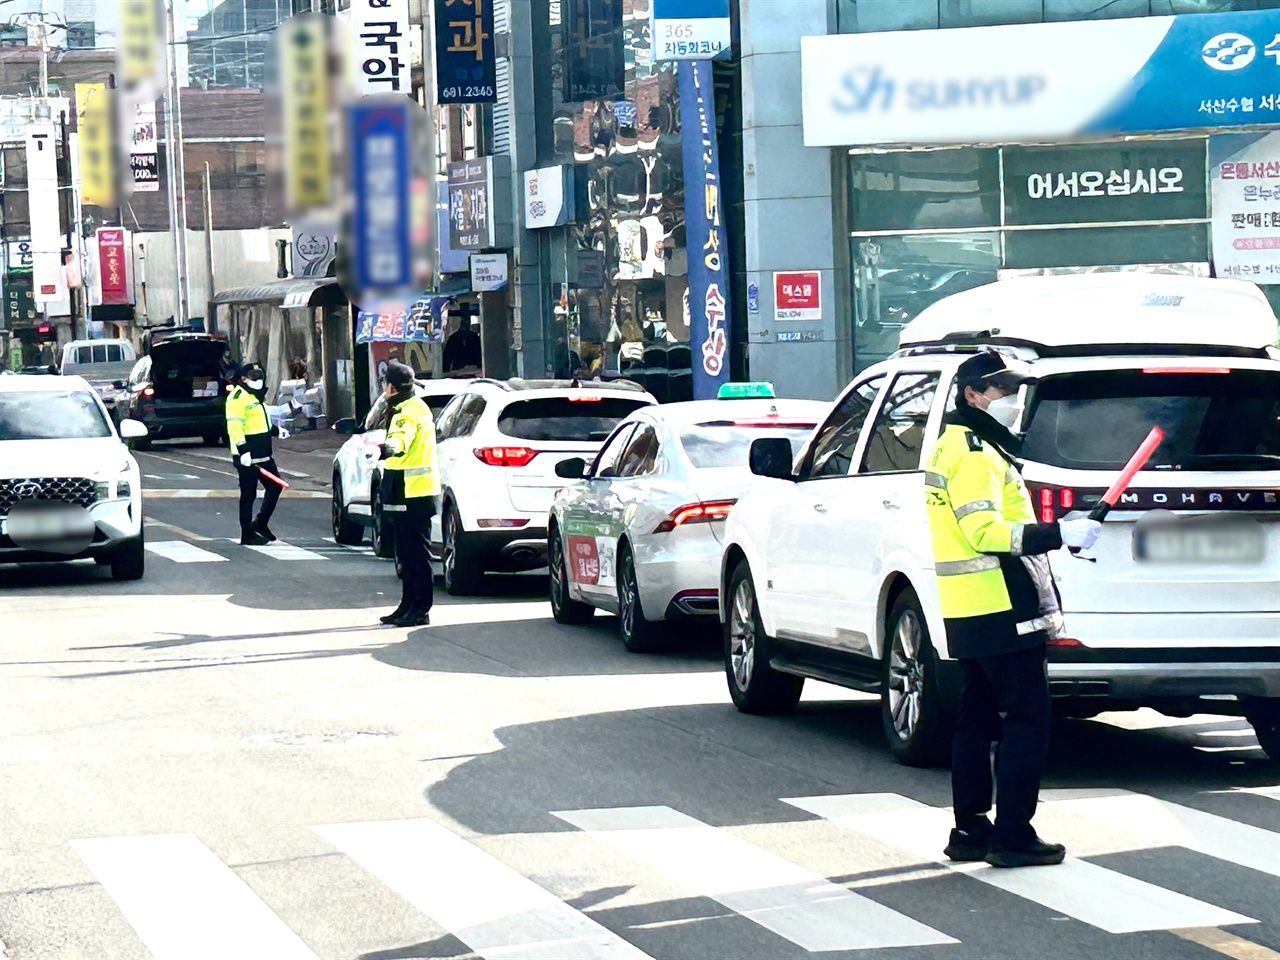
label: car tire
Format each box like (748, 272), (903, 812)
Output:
(110, 533), (146, 581)
(549, 526), (594, 624)
(1247, 699), (1280, 761)
(881, 588), (952, 768)
(618, 544), (663, 653)
(724, 561), (803, 714)
(130, 434), (151, 451)
(202, 434), (221, 447)
(442, 502), (484, 596)
(331, 475), (364, 545)
(370, 483), (394, 559)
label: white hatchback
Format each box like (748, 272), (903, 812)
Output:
(720, 275), (1280, 765)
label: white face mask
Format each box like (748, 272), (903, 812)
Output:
(983, 394), (1024, 431)
(244, 378), (264, 391)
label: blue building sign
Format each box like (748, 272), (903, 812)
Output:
(349, 99), (412, 298)
(433, 0), (497, 105)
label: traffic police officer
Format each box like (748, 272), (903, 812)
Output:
(924, 349), (1100, 868)
(226, 364), (282, 546)
(374, 361), (441, 627)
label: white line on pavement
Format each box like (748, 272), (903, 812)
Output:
(553, 805), (954, 952)
(313, 819), (653, 960)
(783, 793), (1254, 935)
(145, 541), (228, 563)
(243, 542), (328, 561)
(144, 489), (329, 499)
(72, 833), (319, 960)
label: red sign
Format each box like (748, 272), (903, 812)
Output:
(97, 228), (130, 305)
(774, 270), (821, 321)
(566, 535), (600, 584)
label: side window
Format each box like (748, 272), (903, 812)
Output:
(76, 346), (92, 364)
(92, 344), (107, 363)
(364, 395), (388, 432)
(106, 344), (122, 362)
(454, 396), (488, 438)
(804, 374), (887, 479)
(858, 372), (942, 475)
(617, 424), (660, 477)
(128, 356), (150, 387)
(433, 394), (466, 440)
(592, 423), (637, 478)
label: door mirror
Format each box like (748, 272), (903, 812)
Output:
(331, 417), (358, 435)
(118, 419), (148, 440)
(749, 437), (795, 480)
(555, 457), (586, 479)
(113, 380), (125, 390)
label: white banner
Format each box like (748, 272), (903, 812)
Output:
(131, 100), (159, 193)
(350, 0), (411, 94)
(25, 124), (64, 303)
(1210, 131), (1280, 284)
(523, 166), (570, 229)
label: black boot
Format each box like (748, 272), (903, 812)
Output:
(391, 608), (430, 627)
(380, 604), (409, 625)
(240, 529), (269, 546)
(985, 836), (1066, 868)
(254, 517), (278, 542)
(944, 828), (991, 863)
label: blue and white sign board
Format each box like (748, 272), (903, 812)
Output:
(349, 99), (412, 293)
(802, 8), (1280, 147)
(652, 0), (730, 62)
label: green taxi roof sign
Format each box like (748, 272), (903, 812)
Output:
(717, 381), (776, 399)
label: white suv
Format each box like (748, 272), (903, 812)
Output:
(431, 379), (656, 594)
(720, 275), (1280, 765)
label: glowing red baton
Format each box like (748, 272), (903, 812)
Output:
(258, 466), (290, 490)
(1088, 425), (1164, 522)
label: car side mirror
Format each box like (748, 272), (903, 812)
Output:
(119, 419), (148, 440)
(555, 457), (586, 479)
(113, 380), (125, 390)
(332, 417), (358, 436)
(749, 437), (795, 480)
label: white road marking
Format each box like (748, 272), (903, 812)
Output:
(144, 541), (228, 563)
(72, 833), (319, 960)
(144, 489), (330, 499)
(784, 793), (1254, 935)
(1043, 789), (1280, 878)
(143, 474), (200, 481)
(244, 542), (327, 561)
(553, 805), (954, 952)
(313, 819), (652, 960)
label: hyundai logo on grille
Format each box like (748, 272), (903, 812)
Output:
(12, 480), (43, 499)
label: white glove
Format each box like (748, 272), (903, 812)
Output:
(239, 452), (253, 468)
(1059, 517), (1102, 550)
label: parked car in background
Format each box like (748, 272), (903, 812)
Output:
(721, 274), (1280, 765)
(121, 331), (232, 448)
(330, 378), (474, 556)
(0, 374), (148, 580)
(430, 378), (656, 595)
(548, 384), (828, 650)
(60, 339), (137, 423)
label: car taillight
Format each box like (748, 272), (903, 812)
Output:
(653, 499), (737, 534)
(473, 446), (539, 467)
(142, 386), (154, 397)
(1032, 485), (1076, 523)
(225, 383), (234, 392)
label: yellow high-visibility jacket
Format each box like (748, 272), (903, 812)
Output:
(225, 386), (271, 462)
(924, 420), (1064, 658)
(382, 395), (441, 507)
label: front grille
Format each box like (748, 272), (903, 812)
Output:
(0, 477), (97, 515)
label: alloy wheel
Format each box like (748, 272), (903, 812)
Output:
(619, 554), (637, 637)
(550, 533), (567, 607)
(444, 510), (457, 582)
(330, 483), (342, 538)
(729, 578), (756, 691)
(887, 609), (924, 742)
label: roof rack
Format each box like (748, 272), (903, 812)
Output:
(892, 337), (1274, 361)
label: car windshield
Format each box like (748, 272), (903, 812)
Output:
(0, 390), (112, 440)
(1021, 369), (1280, 472)
(680, 421), (818, 469)
(498, 397), (651, 442)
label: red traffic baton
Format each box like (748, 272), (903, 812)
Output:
(1087, 425), (1164, 523)
(257, 466), (290, 490)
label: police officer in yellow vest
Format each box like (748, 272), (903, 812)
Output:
(226, 364), (282, 546)
(925, 349), (1100, 869)
(372, 361), (441, 627)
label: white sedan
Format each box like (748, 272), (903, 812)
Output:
(547, 385), (828, 651)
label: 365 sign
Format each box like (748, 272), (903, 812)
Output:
(774, 271), (821, 321)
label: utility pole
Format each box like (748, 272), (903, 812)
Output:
(203, 161), (215, 332)
(162, 0), (190, 326)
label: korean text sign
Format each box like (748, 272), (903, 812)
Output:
(349, 99), (413, 293)
(434, 0), (497, 105)
(97, 229), (130, 305)
(774, 271), (821, 321)
(678, 59), (730, 399)
(448, 158), (495, 250)
(651, 0), (730, 63)
(1210, 132), (1280, 283)
(352, 0), (411, 94)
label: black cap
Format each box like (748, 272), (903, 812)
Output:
(241, 364), (264, 381)
(955, 349), (1035, 393)
(385, 360), (414, 388)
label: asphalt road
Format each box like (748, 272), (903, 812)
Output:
(0, 444), (1277, 960)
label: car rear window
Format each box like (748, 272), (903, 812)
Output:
(1022, 369), (1280, 472)
(497, 397), (651, 442)
(680, 422), (817, 469)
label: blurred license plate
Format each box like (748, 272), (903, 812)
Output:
(1133, 520), (1264, 564)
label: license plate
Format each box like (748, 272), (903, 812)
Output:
(1133, 519), (1265, 564)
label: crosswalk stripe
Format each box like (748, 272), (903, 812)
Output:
(72, 833), (319, 960)
(553, 805), (955, 952)
(242, 542), (327, 561)
(313, 819), (653, 960)
(783, 793), (1255, 935)
(1043, 788), (1280, 879)
(144, 541), (228, 563)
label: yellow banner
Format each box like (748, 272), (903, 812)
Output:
(75, 82), (114, 208)
(117, 0), (162, 94)
(281, 15), (332, 213)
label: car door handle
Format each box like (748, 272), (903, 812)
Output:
(813, 503), (828, 513)
(882, 499), (901, 510)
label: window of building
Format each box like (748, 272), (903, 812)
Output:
(67, 22), (95, 48)
(849, 148), (1000, 231)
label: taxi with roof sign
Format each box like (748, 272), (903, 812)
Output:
(547, 383), (829, 651)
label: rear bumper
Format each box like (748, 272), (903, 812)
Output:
(1046, 658), (1280, 700)
(461, 527), (549, 571)
(140, 410), (224, 438)
(634, 531), (722, 622)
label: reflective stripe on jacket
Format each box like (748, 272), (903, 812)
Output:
(383, 395), (441, 501)
(225, 387), (271, 461)
(924, 421), (1064, 657)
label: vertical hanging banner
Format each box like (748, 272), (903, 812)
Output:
(25, 125), (63, 303)
(433, 0), (497, 104)
(117, 0), (164, 99)
(130, 101), (159, 193)
(348, 97), (413, 306)
(75, 83), (114, 207)
(97, 228), (131, 305)
(351, 0), (411, 94)
(281, 14), (332, 214)
(678, 60), (731, 398)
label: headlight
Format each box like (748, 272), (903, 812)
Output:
(117, 480), (131, 499)
(94, 481), (111, 501)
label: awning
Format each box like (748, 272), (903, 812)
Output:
(212, 277), (345, 308)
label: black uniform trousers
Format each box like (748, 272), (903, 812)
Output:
(393, 498), (436, 613)
(951, 644), (1052, 849)
(236, 457), (282, 533)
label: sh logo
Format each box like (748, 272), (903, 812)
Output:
(833, 65), (894, 113)
(1202, 33), (1255, 71)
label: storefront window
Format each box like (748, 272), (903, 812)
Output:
(1004, 223), (1210, 269)
(849, 148), (1000, 231)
